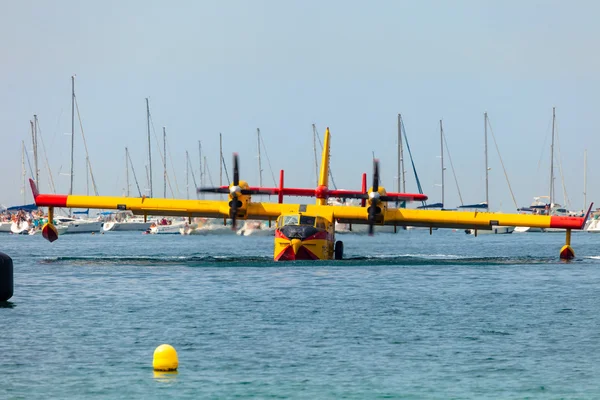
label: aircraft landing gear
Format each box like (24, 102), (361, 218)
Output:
(334, 241), (344, 260)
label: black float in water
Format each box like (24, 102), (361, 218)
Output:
(0, 252), (13, 301)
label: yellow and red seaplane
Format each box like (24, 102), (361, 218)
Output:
(30, 127), (590, 261)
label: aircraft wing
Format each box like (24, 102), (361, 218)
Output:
(331, 205), (586, 230)
(31, 179), (299, 221)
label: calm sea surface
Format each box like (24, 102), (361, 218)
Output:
(2, 229), (600, 399)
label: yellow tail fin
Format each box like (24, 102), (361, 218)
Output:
(316, 127), (330, 205)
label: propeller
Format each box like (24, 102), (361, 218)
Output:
(229, 153), (241, 229)
(197, 153), (272, 230)
(367, 159), (380, 235)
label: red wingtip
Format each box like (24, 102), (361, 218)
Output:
(29, 178), (39, 199)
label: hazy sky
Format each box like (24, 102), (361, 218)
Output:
(1, 0), (598, 212)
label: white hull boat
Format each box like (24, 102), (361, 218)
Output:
(103, 220), (152, 232)
(150, 221), (187, 234)
(514, 226), (545, 233)
(587, 218), (600, 233)
(467, 226), (515, 235)
(0, 222), (13, 233)
(28, 225), (69, 236)
(186, 224), (236, 235)
(336, 223), (400, 234)
(10, 221), (31, 234)
(54, 217), (103, 234)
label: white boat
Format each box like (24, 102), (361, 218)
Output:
(103, 218), (152, 232)
(514, 226), (545, 233)
(54, 216), (103, 234)
(10, 220), (30, 234)
(28, 224), (69, 236)
(149, 220), (187, 234)
(586, 214), (600, 233)
(466, 226), (515, 235)
(0, 222), (12, 233)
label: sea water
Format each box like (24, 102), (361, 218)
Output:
(2, 230), (600, 398)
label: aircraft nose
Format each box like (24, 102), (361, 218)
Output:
(291, 238), (302, 254)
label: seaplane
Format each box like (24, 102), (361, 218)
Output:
(30, 128), (590, 261)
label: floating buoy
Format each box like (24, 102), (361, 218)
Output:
(153, 344), (178, 371)
(0, 252), (14, 301)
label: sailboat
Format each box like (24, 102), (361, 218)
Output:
(516, 107), (574, 233)
(464, 112), (514, 234)
(102, 148), (151, 232)
(60, 76), (103, 234)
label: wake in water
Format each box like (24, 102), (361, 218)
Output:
(38, 253), (569, 267)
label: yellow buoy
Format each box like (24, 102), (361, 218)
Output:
(153, 344), (178, 371)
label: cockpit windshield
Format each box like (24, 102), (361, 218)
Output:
(279, 215), (317, 227)
(282, 215), (299, 226)
(299, 216), (315, 226)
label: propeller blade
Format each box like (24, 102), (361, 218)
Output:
(230, 197), (238, 230)
(368, 205), (376, 236)
(373, 159), (379, 193)
(233, 153), (239, 187)
(197, 187), (229, 194)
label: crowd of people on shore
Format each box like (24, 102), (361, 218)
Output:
(0, 209), (46, 228)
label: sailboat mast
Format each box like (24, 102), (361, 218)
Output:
(219, 133), (223, 187)
(397, 114), (401, 193)
(440, 119), (445, 208)
(30, 120), (36, 182)
(203, 155), (208, 186)
(484, 112), (489, 208)
(312, 124), (319, 186)
(186, 150), (189, 200)
(146, 98), (153, 198)
(21, 141), (26, 204)
(70, 76), (75, 197)
(86, 155), (89, 196)
(198, 140), (203, 199)
(549, 107), (556, 207)
(257, 128), (263, 187)
(125, 147), (130, 197)
(398, 114), (406, 193)
(163, 127), (167, 198)
(584, 149), (587, 209)
(33, 115), (39, 186)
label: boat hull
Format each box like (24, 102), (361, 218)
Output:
(467, 226), (515, 235)
(514, 226), (546, 233)
(103, 221), (152, 232)
(0, 222), (13, 233)
(150, 221), (187, 234)
(63, 221), (104, 234)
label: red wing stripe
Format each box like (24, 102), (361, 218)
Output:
(35, 194), (68, 208)
(550, 216), (586, 230)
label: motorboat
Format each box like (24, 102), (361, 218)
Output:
(149, 219), (187, 234)
(514, 226), (545, 233)
(466, 226), (515, 235)
(0, 222), (13, 233)
(103, 217), (151, 232)
(53, 216), (103, 234)
(10, 220), (30, 234)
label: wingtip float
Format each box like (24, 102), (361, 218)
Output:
(30, 127), (589, 261)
